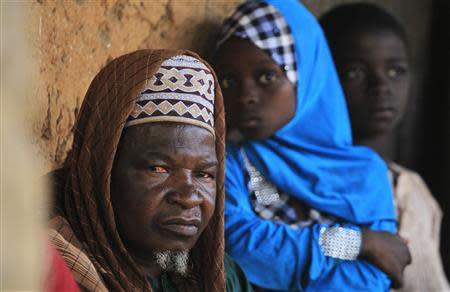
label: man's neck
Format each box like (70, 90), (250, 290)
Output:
(130, 252), (164, 278)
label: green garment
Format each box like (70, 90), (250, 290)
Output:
(148, 272), (176, 291)
(147, 253), (254, 292)
(224, 253), (254, 292)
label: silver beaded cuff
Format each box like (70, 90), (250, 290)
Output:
(318, 226), (362, 260)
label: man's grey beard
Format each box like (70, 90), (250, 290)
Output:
(154, 250), (190, 276)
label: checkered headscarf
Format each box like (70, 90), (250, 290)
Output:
(126, 55), (215, 136)
(218, 1), (297, 85)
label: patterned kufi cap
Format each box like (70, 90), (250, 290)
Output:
(126, 55), (215, 135)
(218, 1), (297, 86)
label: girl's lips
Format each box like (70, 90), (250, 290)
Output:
(240, 117), (261, 128)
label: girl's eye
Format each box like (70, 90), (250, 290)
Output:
(342, 66), (366, 81)
(220, 77), (236, 89)
(149, 166), (168, 173)
(258, 72), (278, 85)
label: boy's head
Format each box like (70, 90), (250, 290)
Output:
(321, 3), (410, 141)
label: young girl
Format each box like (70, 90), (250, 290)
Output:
(321, 3), (449, 291)
(214, 0), (410, 291)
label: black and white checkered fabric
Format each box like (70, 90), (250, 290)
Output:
(218, 1), (297, 85)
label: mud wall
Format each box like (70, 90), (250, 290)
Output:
(27, 0), (241, 171)
(27, 0), (431, 172)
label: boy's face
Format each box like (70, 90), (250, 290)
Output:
(214, 38), (296, 140)
(334, 31), (410, 140)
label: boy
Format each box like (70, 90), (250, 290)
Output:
(321, 3), (449, 291)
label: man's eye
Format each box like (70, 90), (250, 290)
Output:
(220, 77), (236, 89)
(149, 166), (168, 173)
(197, 171), (214, 180)
(258, 72), (278, 85)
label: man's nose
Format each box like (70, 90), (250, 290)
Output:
(167, 171), (203, 209)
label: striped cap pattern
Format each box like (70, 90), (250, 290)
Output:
(126, 55), (215, 135)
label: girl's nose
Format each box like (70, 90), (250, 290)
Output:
(239, 81), (259, 106)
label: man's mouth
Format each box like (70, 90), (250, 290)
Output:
(160, 217), (201, 237)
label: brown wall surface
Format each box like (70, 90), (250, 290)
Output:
(28, 0), (431, 172)
(27, 0), (241, 171)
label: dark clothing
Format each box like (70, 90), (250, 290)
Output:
(148, 254), (254, 292)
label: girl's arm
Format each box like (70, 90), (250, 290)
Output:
(224, 146), (410, 291)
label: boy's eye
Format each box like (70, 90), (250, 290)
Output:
(220, 77), (236, 89)
(387, 66), (407, 79)
(149, 166), (168, 173)
(258, 72), (278, 85)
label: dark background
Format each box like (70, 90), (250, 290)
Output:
(422, 0), (450, 277)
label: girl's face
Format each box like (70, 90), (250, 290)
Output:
(215, 38), (296, 140)
(334, 31), (410, 140)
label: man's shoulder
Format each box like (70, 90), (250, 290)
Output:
(224, 252), (241, 275)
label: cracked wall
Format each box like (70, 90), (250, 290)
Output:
(28, 0), (430, 172)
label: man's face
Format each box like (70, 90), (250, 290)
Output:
(334, 31), (410, 140)
(215, 38), (296, 140)
(111, 123), (217, 258)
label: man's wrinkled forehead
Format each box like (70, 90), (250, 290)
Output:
(121, 123), (217, 161)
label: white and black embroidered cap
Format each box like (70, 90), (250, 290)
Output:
(125, 55), (215, 135)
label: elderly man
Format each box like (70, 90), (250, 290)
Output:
(48, 50), (252, 291)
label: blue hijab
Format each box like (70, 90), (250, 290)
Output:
(224, 0), (396, 224)
(221, 0), (396, 290)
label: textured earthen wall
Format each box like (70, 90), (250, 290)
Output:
(28, 0), (430, 172)
(28, 0), (242, 171)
